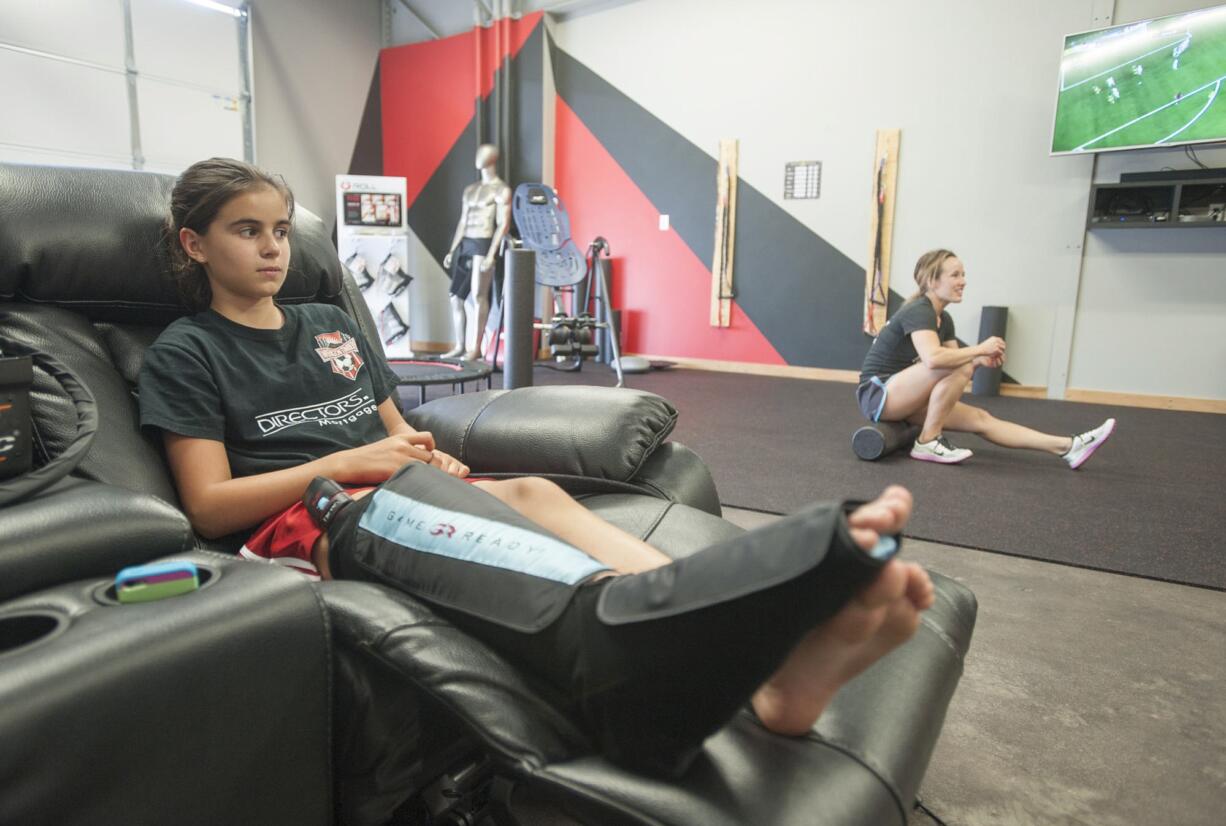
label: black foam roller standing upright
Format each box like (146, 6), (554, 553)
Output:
(503, 248), (536, 390)
(972, 306), (1008, 397)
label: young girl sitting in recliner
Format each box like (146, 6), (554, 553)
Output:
(140, 157), (934, 776)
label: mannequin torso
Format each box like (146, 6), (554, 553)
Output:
(440, 145), (511, 360)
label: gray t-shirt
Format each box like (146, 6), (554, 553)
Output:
(859, 297), (956, 382)
(139, 303), (400, 478)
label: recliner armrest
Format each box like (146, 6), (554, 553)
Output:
(0, 551), (332, 826)
(629, 443), (721, 516)
(0, 477), (193, 603)
(406, 387), (677, 482)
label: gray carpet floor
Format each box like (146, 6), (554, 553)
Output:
(521, 366), (1226, 590)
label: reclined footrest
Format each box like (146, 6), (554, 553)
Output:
(323, 571), (977, 826)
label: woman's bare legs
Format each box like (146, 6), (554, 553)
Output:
(879, 361), (974, 443)
(939, 402), (1072, 454)
(880, 361), (1073, 454)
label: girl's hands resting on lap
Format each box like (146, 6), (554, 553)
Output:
(429, 449), (469, 478)
(326, 432), (437, 483)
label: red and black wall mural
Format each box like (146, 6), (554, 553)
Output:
(549, 34), (897, 369)
(351, 14), (909, 369)
(363, 13), (544, 267)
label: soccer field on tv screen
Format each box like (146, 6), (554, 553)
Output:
(1051, 4), (1226, 154)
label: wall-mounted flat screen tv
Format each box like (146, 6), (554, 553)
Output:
(1051, 4), (1226, 154)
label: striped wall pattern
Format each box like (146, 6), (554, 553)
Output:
(360, 15), (932, 371)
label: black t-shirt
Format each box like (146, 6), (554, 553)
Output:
(139, 303), (401, 478)
(859, 297), (956, 382)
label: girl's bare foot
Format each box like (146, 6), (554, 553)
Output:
(751, 486), (933, 736)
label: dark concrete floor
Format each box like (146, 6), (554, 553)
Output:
(722, 507), (1226, 826)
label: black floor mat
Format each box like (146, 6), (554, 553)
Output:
(530, 365), (1226, 590)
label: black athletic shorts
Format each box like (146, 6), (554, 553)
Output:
(856, 375), (889, 421)
(448, 236), (497, 300)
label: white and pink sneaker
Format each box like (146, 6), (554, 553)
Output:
(1063, 418), (1116, 470)
(911, 435), (973, 465)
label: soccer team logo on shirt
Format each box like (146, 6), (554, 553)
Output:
(314, 330), (364, 380)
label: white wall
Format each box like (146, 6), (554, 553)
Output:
(250, 0), (383, 228)
(552, 0), (1226, 400)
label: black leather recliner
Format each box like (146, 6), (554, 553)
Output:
(0, 161), (977, 826)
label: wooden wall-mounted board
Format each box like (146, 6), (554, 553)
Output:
(864, 129), (900, 336)
(710, 138), (738, 327)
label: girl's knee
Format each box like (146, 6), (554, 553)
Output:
(497, 476), (563, 506)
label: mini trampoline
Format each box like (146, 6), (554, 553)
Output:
(388, 357), (495, 406)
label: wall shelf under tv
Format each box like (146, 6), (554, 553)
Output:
(1087, 174), (1226, 230)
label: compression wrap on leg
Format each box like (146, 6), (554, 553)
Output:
(574, 501), (897, 777)
(596, 501), (891, 626)
(327, 463), (610, 633)
(326, 473), (900, 778)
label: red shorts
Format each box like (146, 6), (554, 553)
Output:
(239, 487), (374, 580)
(239, 477), (492, 579)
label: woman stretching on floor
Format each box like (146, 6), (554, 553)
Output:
(856, 249), (1115, 467)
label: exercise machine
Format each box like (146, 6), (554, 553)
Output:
(497, 184), (627, 387)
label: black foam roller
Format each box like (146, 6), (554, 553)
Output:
(972, 306), (1008, 397)
(852, 421), (920, 461)
(503, 248), (535, 390)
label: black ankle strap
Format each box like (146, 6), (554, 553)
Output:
(303, 476), (354, 529)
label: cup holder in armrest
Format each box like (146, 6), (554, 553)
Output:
(91, 563), (218, 606)
(0, 611), (68, 658)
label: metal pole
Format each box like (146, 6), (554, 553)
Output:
(503, 247), (535, 389)
(237, 4), (254, 163)
(595, 257), (624, 388)
(474, 18), (483, 145)
(500, 0), (512, 182)
(120, 0), (144, 170)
